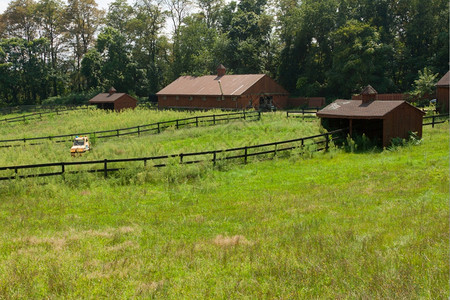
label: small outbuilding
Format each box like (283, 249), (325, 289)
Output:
(89, 87), (137, 111)
(317, 88), (425, 147)
(436, 71), (449, 113)
(157, 65), (289, 110)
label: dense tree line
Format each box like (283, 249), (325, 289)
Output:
(0, 0), (448, 106)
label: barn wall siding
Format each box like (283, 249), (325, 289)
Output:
(383, 103), (423, 147)
(436, 86), (449, 113)
(114, 95), (137, 111)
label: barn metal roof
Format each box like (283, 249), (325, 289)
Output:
(436, 71), (449, 87)
(156, 74), (279, 96)
(317, 100), (424, 119)
(89, 93), (128, 103)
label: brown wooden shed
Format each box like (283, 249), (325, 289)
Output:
(156, 65), (289, 110)
(89, 87), (137, 111)
(436, 71), (449, 113)
(317, 99), (425, 147)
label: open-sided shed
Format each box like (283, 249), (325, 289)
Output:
(89, 87), (137, 111)
(436, 71), (449, 113)
(317, 99), (425, 147)
(157, 65), (289, 110)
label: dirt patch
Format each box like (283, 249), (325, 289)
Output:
(213, 235), (252, 247)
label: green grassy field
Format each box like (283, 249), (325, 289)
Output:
(0, 109), (447, 298)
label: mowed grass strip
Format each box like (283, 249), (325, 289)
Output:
(0, 124), (447, 298)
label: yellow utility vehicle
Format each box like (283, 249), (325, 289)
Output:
(70, 136), (91, 156)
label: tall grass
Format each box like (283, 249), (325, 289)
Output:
(0, 111), (321, 167)
(0, 124), (447, 298)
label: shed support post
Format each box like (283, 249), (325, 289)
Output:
(349, 119), (353, 138)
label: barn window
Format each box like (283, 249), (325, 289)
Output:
(189, 96), (193, 101)
(202, 96), (206, 101)
(217, 97), (221, 101)
(163, 96), (167, 100)
(176, 96), (179, 101)
(232, 97), (237, 102)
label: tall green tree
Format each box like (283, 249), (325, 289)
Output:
(65, 0), (104, 91)
(129, 0), (168, 95)
(2, 0), (38, 41)
(327, 20), (393, 97)
(35, 0), (66, 96)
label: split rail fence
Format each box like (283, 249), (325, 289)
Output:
(0, 107), (90, 123)
(0, 129), (345, 181)
(423, 114), (449, 127)
(0, 104), (88, 116)
(286, 108), (321, 119)
(0, 111), (260, 148)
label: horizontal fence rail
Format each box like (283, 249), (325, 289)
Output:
(0, 104), (88, 116)
(0, 111), (261, 148)
(0, 129), (346, 181)
(0, 107), (90, 123)
(423, 113), (449, 127)
(286, 108), (321, 118)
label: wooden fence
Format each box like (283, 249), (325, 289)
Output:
(0, 111), (261, 148)
(0, 129), (345, 181)
(0, 104), (89, 116)
(0, 107), (90, 123)
(423, 114), (449, 127)
(286, 108), (321, 119)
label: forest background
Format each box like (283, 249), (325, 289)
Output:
(0, 0), (448, 106)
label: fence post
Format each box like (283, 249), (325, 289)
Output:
(244, 146), (248, 164)
(258, 111), (261, 120)
(117, 129), (119, 137)
(325, 134), (330, 152)
(287, 111), (289, 118)
(157, 122), (160, 133)
(196, 116), (199, 127)
(213, 115), (216, 125)
(432, 115), (435, 128)
(61, 162), (65, 175)
(176, 120), (179, 129)
(213, 152), (216, 166)
(243, 111), (246, 120)
(301, 138), (304, 154)
(138, 126), (140, 136)
(104, 159), (108, 178)
(180, 153), (183, 164)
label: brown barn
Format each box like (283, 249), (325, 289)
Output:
(317, 98), (425, 147)
(157, 65), (289, 110)
(436, 71), (449, 113)
(89, 87), (137, 111)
